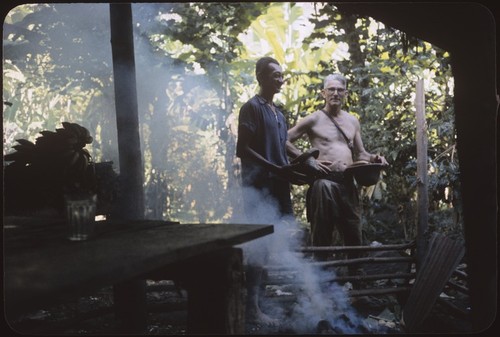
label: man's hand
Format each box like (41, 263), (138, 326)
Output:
(276, 163), (311, 185)
(371, 154), (389, 166)
(303, 157), (332, 176)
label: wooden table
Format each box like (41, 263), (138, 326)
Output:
(3, 217), (273, 334)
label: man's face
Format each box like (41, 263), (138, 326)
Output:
(260, 63), (284, 94)
(322, 79), (347, 107)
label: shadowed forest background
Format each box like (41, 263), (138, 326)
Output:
(3, 2), (462, 244)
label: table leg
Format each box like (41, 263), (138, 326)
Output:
(181, 247), (245, 334)
(113, 278), (147, 333)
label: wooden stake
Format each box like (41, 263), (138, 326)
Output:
(415, 78), (429, 270)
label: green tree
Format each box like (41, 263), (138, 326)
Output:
(132, 2), (270, 221)
(301, 4), (459, 241)
(3, 4), (117, 163)
(3, 3), (460, 241)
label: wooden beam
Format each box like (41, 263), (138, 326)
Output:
(265, 256), (414, 271)
(109, 3), (145, 220)
(332, 4), (497, 330)
(109, 6), (146, 330)
(349, 286), (411, 297)
(265, 272), (416, 285)
(299, 241), (415, 253)
(313, 256), (414, 268)
(415, 78), (428, 269)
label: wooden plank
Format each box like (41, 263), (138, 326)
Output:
(415, 78), (429, 269)
(3, 217), (179, 252)
(401, 232), (465, 332)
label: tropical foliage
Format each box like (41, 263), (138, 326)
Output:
(3, 2), (461, 242)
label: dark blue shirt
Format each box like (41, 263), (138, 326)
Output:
(237, 95), (289, 184)
(236, 95), (293, 217)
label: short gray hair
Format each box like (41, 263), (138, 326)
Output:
(324, 74), (347, 88)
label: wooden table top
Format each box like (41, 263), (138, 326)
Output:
(4, 216), (273, 315)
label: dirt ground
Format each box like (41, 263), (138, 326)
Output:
(5, 261), (472, 336)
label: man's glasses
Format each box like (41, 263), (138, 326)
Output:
(325, 87), (347, 94)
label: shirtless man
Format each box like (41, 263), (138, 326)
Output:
(286, 73), (388, 264)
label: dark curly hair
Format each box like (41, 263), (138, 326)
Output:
(255, 56), (280, 85)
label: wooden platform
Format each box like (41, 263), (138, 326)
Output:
(4, 216), (273, 333)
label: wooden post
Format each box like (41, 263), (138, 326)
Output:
(178, 248), (245, 334)
(113, 278), (147, 333)
(109, 3), (145, 221)
(415, 78), (428, 270)
(109, 4), (147, 332)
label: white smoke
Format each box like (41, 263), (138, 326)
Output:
(230, 185), (364, 333)
(131, 2), (367, 331)
(7, 3), (367, 333)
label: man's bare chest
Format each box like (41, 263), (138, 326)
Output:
(310, 115), (355, 144)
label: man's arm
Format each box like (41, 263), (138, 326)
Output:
(287, 113), (331, 175)
(286, 114), (314, 159)
(352, 117), (389, 165)
(238, 126), (309, 184)
(238, 127), (281, 173)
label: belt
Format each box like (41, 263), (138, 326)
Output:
(319, 170), (352, 184)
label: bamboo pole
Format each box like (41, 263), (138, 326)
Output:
(332, 272), (415, 283)
(265, 272), (416, 285)
(299, 241), (415, 253)
(256, 287), (412, 302)
(415, 78), (429, 270)
(436, 297), (470, 319)
(265, 256), (415, 271)
(349, 287), (411, 297)
(453, 269), (468, 280)
(446, 279), (469, 294)
(313, 256), (414, 268)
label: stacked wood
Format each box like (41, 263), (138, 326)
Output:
(263, 241), (416, 298)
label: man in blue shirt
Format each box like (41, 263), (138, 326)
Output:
(237, 57), (308, 217)
(236, 57), (306, 325)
